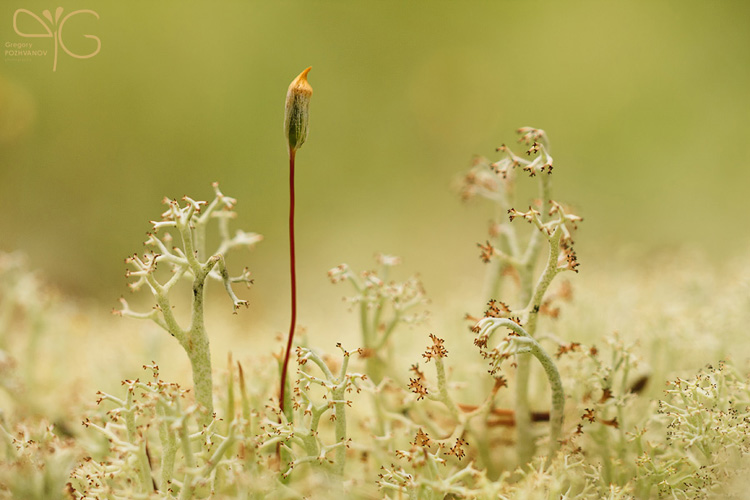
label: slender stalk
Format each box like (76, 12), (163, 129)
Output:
(280, 148), (297, 419)
(332, 382), (347, 476)
(475, 317), (564, 465)
(515, 256), (537, 465)
(277, 66), (312, 469)
(514, 169), (554, 466)
(434, 357), (460, 422)
(279, 66), (312, 421)
(157, 403), (177, 488)
(514, 356), (534, 464)
(188, 279), (214, 425)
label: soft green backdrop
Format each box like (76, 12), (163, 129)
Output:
(1, 1), (749, 317)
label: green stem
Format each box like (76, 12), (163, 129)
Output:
(157, 403), (177, 488)
(137, 440), (153, 494)
(512, 240), (540, 466)
(147, 274), (186, 344)
(188, 275), (214, 424)
(370, 390), (387, 437)
(514, 354), (534, 465)
(226, 359), (236, 433)
(505, 174), (553, 467)
(513, 226), (564, 466)
(365, 354), (386, 387)
(524, 227), (562, 334)
(178, 415), (196, 500)
(202, 428), (236, 478)
(122, 392), (153, 493)
(476, 318), (564, 465)
(125, 388), (136, 444)
(332, 383), (347, 476)
(434, 357), (459, 422)
(373, 313), (402, 351)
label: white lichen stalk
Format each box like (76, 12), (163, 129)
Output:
(116, 182), (261, 424)
(462, 128), (582, 466)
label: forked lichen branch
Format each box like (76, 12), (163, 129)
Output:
(115, 183), (261, 423)
(473, 317), (564, 464)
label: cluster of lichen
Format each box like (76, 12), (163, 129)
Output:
(1, 126), (749, 499)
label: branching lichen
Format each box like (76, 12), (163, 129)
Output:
(115, 183), (261, 422)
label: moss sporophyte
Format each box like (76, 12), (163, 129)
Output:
(280, 67), (313, 423)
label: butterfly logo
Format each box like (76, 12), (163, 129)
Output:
(13, 7), (101, 72)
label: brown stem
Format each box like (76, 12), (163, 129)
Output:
(456, 403), (551, 426)
(279, 148), (297, 417)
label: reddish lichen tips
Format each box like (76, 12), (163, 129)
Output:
(284, 66), (313, 153)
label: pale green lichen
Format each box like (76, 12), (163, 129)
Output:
(116, 183), (260, 423)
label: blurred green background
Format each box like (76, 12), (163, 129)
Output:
(1, 1), (749, 320)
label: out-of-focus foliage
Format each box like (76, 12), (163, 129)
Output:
(0, 1), (749, 303)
